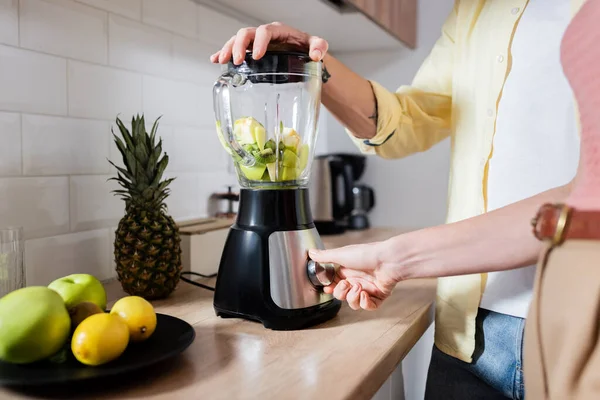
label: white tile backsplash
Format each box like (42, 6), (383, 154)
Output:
(143, 75), (201, 126)
(75, 0), (141, 20)
(0, 0), (251, 282)
(68, 60), (143, 119)
(164, 172), (201, 221)
(22, 114), (111, 175)
(197, 4), (245, 46)
(69, 175), (124, 231)
(20, 0), (108, 64)
(0, 177), (69, 239)
(0, 45), (68, 115)
(142, 0), (197, 39)
(0, 0), (18, 46)
(0, 112), (21, 176)
(172, 35), (219, 84)
(25, 228), (112, 285)
(108, 14), (171, 76)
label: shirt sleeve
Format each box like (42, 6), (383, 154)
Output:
(346, 4), (457, 159)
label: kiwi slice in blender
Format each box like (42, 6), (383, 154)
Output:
(252, 148), (276, 164)
(264, 139), (276, 152)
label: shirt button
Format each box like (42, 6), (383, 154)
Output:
(497, 55), (504, 63)
(511, 7), (520, 15)
(487, 109), (494, 117)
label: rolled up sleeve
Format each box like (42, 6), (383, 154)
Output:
(346, 5), (457, 159)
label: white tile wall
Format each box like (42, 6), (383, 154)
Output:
(69, 175), (123, 231)
(0, 45), (68, 115)
(0, 112), (21, 176)
(68, 60), (143, 119)
(75, 0), (141, 20)
(108, 15), (171, 76)
(0, 0), (18, 46)
(25, 228), (112, 285)
(0, 177), (69, 239)
(143, 75), (202, 127)
(20, 0), (108, 64)
(0, 0), (246, 283)
(142, 0), (197, 39)
(197, 3), (245, 46)
(22, 114), (110, 175)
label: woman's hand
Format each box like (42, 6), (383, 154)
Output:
(308, 241), (402, 311)
(210, 22), (329, 65)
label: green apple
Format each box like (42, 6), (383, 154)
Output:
(48, 274), (107, 311)
(0, 286), (71, 364)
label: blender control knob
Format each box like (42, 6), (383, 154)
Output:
(307, 260), (336, 287)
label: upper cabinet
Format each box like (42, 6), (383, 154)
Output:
(193, 0), (417, 52)
(343, 0), (416, 48)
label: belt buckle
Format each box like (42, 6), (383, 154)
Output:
(531, 203), (572, 245)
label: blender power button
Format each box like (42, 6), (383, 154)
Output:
(307, 260), (336, 287)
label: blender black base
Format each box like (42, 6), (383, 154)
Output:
(214, 300), (342, 331)
(213, 188), (342, 330)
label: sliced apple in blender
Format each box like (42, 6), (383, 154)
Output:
(254, 124), (267, 150)
(282, 149), (299, 168)
(239, 164), (267, 181)
(266, 162), (278, 182)
(281, 166), (298, 181)
(298, 144), (309, 171)
(282, 127), (300, 152)
(234, 117), (263, 146)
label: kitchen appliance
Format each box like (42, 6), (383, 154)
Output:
(309, 153), (375, 234)
(310, 155), (354, 235)
(349, 184), (376, 230)
(211, 50), (342, 330)
(209, 186), (239, 219)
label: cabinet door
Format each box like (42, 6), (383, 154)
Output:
(348, 0), (416, 48)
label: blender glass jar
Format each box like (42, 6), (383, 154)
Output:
(213, 51), (322, 188)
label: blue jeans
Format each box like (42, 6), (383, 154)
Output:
(424, 308), (526, 399)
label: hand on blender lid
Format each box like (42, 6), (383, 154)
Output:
(210, 22), (329, 65)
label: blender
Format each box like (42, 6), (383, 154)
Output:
(212, 50), (342, 330)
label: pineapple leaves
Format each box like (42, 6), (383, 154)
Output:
(108, 114), (174, 212)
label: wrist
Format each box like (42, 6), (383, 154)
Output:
(376, 233), (424, 282)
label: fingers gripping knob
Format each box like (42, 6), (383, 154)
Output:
(307, 260), (336, 287)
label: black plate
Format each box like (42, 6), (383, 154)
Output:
(0, 313), (195, 386)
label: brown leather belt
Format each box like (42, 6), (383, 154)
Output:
(531, 203), (600, 244)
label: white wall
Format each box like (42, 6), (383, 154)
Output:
(0, 0), (249, 286)
(326, 0), (455, 230)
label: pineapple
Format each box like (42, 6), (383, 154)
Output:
(108, 114), (182, 300)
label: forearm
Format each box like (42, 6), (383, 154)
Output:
(382, 183), (573, 280)
(321, 54), (377, 140)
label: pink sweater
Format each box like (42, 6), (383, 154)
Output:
(563, 0), (600, 210)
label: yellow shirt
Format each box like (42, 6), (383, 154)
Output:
(346, 0), (585, 363)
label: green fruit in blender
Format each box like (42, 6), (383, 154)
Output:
(264, 139), (277, 152)
(240, 164), (267, 180)
(48, 273), (107, 311)
(254, 124), (267, 150)
(266, 162), (278, 181)
(298, 144), (310, 171)
(69, 301), (104, 330)
(0, 287), (71, 364)
(252, 148), (276, 164)
(281, 166), (298, 181)
(260, 169), (271, 181)
(282, 149), (299, 168)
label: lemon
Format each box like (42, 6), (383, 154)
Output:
(110, 296), (157, 342)
(71, 313), (129, 366)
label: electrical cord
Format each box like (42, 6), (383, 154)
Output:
(180, 271), (217, 291)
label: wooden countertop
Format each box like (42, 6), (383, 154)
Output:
(1, 227), (436, 400)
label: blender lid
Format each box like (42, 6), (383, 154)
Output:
(226, 49), (321, 84)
